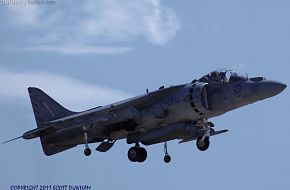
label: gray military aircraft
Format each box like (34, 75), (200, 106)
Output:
(3, 69), (286, 163)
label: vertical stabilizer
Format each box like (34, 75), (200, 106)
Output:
(28, 87), (76, 127)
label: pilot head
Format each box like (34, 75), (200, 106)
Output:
(210, 71), (220, 81)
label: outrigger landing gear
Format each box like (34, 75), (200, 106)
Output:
(163, 141), (171, 163)
(127, 143), (147, 163)
(83, 131), (91, 156)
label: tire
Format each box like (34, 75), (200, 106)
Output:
(196, 136), (210, 151)
(136, 147), (147, 163)
(164, 155), (171, 163)
(84, 148), (91, 156)
(128, 147), (138, 162)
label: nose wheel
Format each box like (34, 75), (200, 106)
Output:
(196, 136), (210, 151)
(128, 144), (147, 163)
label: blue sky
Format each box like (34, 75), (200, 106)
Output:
(0, 0), (289, 189)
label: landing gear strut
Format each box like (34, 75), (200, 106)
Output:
(128, 143), (147, 163)
(196, 118), (211, 151)
(83, 131), (91, 156)
(163, 141), (171, 163)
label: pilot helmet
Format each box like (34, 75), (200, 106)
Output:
(210, 71), (220, 81)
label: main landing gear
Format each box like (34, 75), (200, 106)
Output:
(127, 143), (147, 163)
(127, 142), (172, 163)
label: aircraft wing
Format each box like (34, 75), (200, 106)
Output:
(178, 129), (229, 144)
(47, 84), (186, 126)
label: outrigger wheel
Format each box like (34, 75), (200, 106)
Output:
(84, 147), (91, 156)
(164, 154), (171, 163)
(163, 141), (171, 163)
(83, 131), (91, 156)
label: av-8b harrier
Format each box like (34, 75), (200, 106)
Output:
(3, 69), (286, 163)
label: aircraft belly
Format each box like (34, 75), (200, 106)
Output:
(44, 126), (106, 147)
(109, 130), (128, 140)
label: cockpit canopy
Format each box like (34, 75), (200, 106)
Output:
(198, 69), (248, 83)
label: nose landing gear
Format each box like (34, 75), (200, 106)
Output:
(196, 118), (211, 151)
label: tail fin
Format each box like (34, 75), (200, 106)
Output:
(28, 87), (76, 127)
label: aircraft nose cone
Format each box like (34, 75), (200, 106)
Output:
(258, 80), (287, 99)
(269, 81), (287, 95)
(276, 82), (287, 93)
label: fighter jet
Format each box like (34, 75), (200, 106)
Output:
(3, 69), (286, 163)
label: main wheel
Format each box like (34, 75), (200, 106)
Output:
(128, 147), (138, 162)
(136, 147), (147, 163)
(164, 154), (171, 163)
(128, 147), (147, 162)
(84, 148), (91, 156)
(196, 136), (210, 151)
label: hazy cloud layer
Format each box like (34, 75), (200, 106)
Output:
(4, 0), (180, 54)
(13, 45), (133, 55)
(0, 69), (132, 110)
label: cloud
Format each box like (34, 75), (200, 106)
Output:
(0, 69), (132, 111)
(3, 0), (180, 54)
(5, 1), (39, 25)
(13, 44), (133, 55)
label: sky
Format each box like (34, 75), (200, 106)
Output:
(0, 0), (289, 189)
